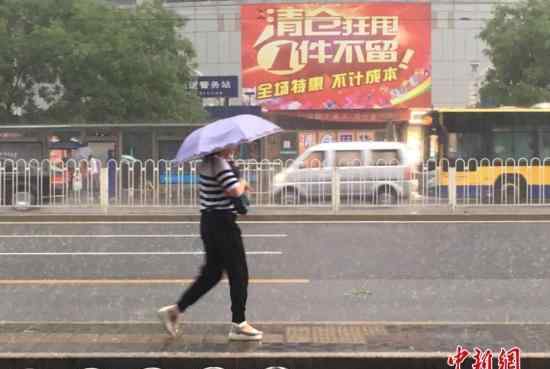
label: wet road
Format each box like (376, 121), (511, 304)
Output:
(1, 220), (550, 323)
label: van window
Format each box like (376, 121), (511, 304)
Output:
(335, 150), (362, 167)
(370, 150), (401, 166)
(302, 151), (325, 168)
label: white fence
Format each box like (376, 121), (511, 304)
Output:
(2, 158), (550, 209)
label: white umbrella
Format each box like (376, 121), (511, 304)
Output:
(175, 114), (282, 162)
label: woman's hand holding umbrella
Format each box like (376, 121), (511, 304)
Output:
(241, 179), (253, 193)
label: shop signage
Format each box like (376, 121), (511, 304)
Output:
(194, 76), (239, 98)
(242, 3), (432, 110)
(409, 109), (432, 125)
(272, 108), (410, 123)
(0, 132), (23, 139)
(279, 132), (298, 156)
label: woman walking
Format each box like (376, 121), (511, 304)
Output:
(158, 146), (262, 341)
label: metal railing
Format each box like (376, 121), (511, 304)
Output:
(3, 157), (550, 209)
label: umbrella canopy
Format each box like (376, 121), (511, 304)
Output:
(175, 114), (282, 162)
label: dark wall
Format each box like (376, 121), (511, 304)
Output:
(205, 106), (262, 120)
(122, 131), (152, 160)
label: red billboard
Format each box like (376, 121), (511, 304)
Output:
(241, 3), (431, 111)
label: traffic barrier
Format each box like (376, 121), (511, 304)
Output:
(2, 157), (550, 209)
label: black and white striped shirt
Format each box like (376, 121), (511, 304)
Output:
(198, 155), (240, 212)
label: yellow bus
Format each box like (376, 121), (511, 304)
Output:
(427, 108), (550, 204)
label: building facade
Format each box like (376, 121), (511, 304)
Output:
(165, 0), (504, 108)
(111, 0), (513, 161)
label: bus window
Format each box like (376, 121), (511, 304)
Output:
(540, 133), (550, 159)
(448, 133), (458, 159)
(456, 133), (483, 160)
(494, 132), (514, 158)
(494, 131), (535, 159)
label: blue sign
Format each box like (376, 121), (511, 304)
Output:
(193, 76), (238, 98)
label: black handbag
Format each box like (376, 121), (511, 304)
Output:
(228, 160), (249, 214)
(231, 194), (249, 215)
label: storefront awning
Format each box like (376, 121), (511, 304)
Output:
(265, 108), (411, 124)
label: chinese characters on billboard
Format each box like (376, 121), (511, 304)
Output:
(241, 3), (432, 110)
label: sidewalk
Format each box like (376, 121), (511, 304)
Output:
(0, 321), (548, 369)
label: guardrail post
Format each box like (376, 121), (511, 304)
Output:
(332, 166), (340, 212)
(448, 166), (457, 211)
(100, 167), (109, 210)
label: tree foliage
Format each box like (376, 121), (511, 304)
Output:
(0, 0), (205, 123)
(479, 0), (550, 107)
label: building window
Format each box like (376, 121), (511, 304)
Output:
(338, 131), (354, 142)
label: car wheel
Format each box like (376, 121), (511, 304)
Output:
(375, 186), (397, 205)
(494, 175), (526, 204)
(14, 190), (36, 210)
(277, 188), (302, 205)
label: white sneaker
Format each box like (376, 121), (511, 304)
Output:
(157, 304), (180, 337)
(228, 321), (263, 341)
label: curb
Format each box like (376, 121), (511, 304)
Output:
(2, 322), (548, 368)
(2, 213), (550, 222)
(0, 355), (547, 369)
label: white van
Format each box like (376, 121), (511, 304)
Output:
(272, 141), (417, 205)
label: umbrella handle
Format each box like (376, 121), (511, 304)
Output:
(241, 179), (253, 192)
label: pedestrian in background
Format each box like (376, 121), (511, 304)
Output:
(88, 155), (100, 193)
(107, 150), (116, 199)
(158, 146), (262, 341)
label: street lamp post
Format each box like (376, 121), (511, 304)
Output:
(244, 91), (255, 106)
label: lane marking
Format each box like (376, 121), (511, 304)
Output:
(0, 251), (282, 256)
(0, 278), (309, 285)
(246, 220), (550, 224)
(0, 221), (207, 225)
(0, 234), (287, 238)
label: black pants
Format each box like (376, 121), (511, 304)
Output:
(177, 211), (248, 323)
